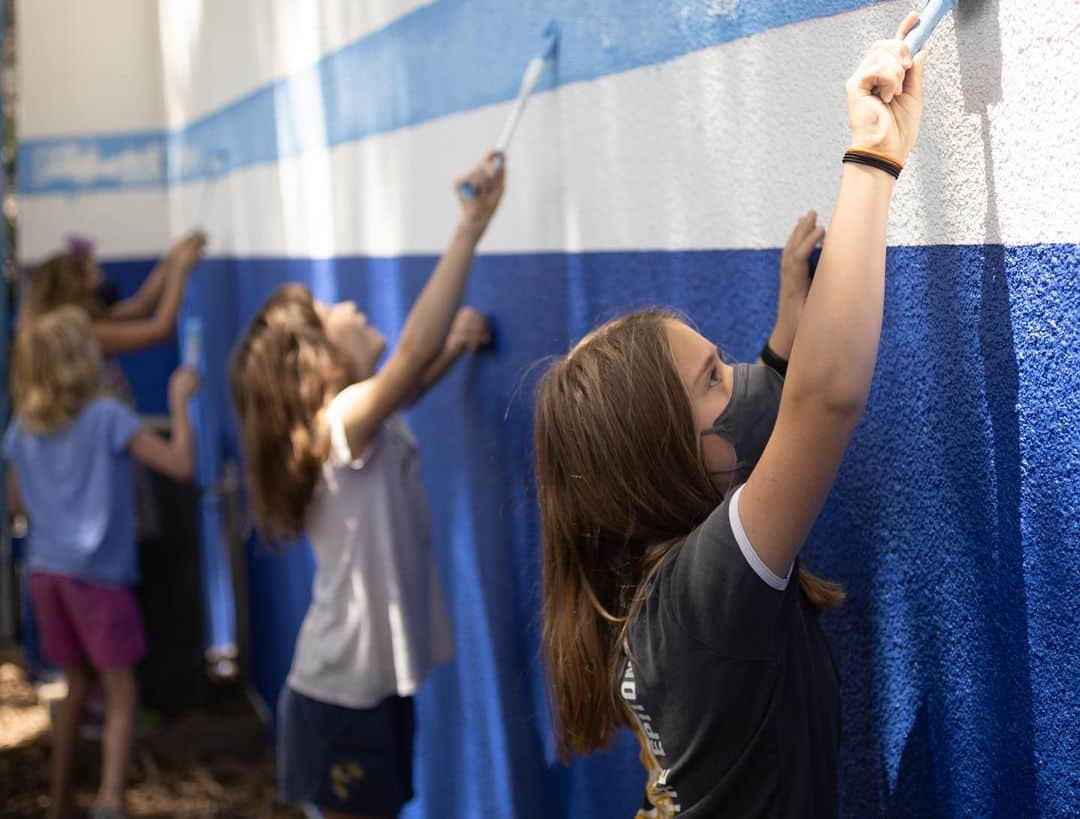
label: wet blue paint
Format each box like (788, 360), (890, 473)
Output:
(106, 241), (1080, 818)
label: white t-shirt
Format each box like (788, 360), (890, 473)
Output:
(286, 403), (455, 709)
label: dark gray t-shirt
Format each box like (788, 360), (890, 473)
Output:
(621, 486), (841, 817)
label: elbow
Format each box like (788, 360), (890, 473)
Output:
(785, 374), (869, 424)
(149, 319), (176, 347)
(819, 379), (869, 420)
(176, 455), (195, 483)
(168, 451), (195, 483)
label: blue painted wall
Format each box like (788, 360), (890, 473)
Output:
(18, 0), (1080, 815)
(128, 240), (1076, 817)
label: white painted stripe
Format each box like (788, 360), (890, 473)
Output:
(157, 0), (437, 129)
(23, 0), (1080, 260)
(728, 486), (792, 592)
(20, 191), (173, 263)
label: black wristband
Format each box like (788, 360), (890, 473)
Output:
(760, 342), (788, 376)
(842, 150), (902, 179)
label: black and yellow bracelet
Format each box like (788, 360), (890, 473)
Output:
(843, 147), (904, 179)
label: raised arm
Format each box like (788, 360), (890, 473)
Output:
(335, 154), (505, 455)
(739, 13), (927, 575)
(405, 307), (492, 406)
(128, 366), (199, 481)
(758, 211), (826, 371)
(92, 234), (205, 355)
(106, 232), (205, 320)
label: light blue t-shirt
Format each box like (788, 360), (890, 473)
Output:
(3, 396), (144, 586)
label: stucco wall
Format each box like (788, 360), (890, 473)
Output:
(16, 1), (1080, 816)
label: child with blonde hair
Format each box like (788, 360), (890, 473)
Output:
(5, 305), (199, 819)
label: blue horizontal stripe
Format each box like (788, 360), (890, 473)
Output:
(103, 241), (1079, 818)
(21, 0), (887, 196)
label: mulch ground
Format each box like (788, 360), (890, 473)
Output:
(0, 659), (305, 819)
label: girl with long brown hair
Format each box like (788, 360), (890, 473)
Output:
(229, 153), (504, 819)
(535, 15), (928, 817)
(22, 232), (206, 356)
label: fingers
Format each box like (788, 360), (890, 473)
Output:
(786, 211), (820, 253)
(170, 366), (201, 396)
(857, 39), (912, 104)
(456, 153), (506, 200)
(903, 50), (928, 101)
(895, 9), (920, 41)
(452, 307), (492, 351)
(796, 225), (826, 258)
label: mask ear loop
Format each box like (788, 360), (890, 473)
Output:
(699, 425), (749, 478)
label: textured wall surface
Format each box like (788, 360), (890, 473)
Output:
(17, 1), (1080, 816)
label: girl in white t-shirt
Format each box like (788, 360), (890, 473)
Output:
(229, 153), (504, 819)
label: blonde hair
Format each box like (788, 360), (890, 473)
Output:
(12, 306), (103, 434)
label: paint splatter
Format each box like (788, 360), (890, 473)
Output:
(706, 0), (743, 19)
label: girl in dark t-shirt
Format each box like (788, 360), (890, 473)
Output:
(534, 14), (928, 817)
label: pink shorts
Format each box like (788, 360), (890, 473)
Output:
(29, 572), (147, 670)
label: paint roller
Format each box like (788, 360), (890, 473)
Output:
(195, 148), (229, 231)
(458, 22), (559, 199)
(904, 0), (957, 55)
(869, 0), (954, 100)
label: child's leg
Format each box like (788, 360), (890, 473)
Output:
(95, 665), (138, 811)
(48, 663), (93, 819)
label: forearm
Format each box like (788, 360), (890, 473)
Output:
(408, 346), (465, 404)
(784, 164), (895, 410)
(396, 219), (482, 366)
(149, 266), (188, 335)
(766, 295), (802, 360)
(110, 260), (169, 319)
(167, 399), (195, 481)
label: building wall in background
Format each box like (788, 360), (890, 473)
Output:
(16, 1), (1080, 816)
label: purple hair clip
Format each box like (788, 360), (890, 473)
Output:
(66, 234), (95, 258)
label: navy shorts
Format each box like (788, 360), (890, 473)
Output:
(277, 686), (415, 816)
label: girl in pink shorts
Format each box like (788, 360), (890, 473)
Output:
(5, 305), (199, 819)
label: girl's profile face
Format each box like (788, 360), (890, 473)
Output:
(316, 299), (386, 380)
(664, 320), (739, 494)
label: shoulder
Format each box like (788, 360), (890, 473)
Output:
(663, 486), (794, 656)
(324, 389), (383, 470)
(86, 394), (123, 415)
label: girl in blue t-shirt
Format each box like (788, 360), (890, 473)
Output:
(5, 305), (199, 819)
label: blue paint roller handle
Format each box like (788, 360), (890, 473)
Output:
(182, 316), (203, 369)
(904, 0), (956, 55)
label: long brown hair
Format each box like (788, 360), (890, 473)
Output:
(228, 284), (352, 541)
(534, 308), (844, 760)
(22, 250), (101, 321)
(12, 305), (103, 434)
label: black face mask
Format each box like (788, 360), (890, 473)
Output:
(700, 363), (784, 486)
